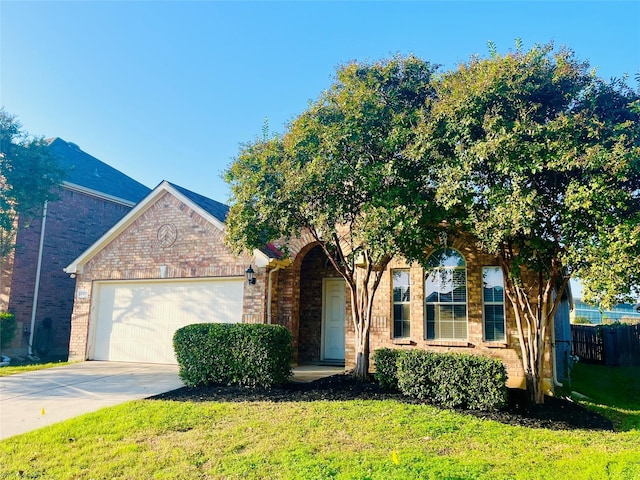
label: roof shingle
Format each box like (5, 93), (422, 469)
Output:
(46, 137), (151, 204)
(167, 181), (229, 223)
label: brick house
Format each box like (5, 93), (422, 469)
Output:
(0, 138), (150, 360)
(65, 180), (572, 391)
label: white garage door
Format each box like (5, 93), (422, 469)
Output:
(91, 278), (244, 364)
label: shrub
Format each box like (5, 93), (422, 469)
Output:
(173, 323), (293, 388)
(373, 348), (404, 389)
(396, 350), (508, 410)
(0, 312), (17, 349)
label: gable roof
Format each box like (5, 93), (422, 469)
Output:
(167, 182), (229, 223)
(46, 137), (151, 205)
(64, 180), (271, 274)
(165, 182), (283, 261)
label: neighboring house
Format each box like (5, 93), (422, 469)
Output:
(571, 299), (640, 324)
(65, 181), (571, 391)
(1, 138), (150, 359)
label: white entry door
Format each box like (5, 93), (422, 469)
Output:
(322, 278), (346, 361)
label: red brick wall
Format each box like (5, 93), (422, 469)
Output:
(360, 235), (549, 389)
(7, 188), (133, 358)
(271, 232), (551, 390)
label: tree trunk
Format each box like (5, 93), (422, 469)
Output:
(501, 253), (569, 404)
(348, 274), (373, 381)
(352, 325), (370, 380)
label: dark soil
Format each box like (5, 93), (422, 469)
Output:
(150, 374), (613, 431)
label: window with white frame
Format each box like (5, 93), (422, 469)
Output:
(392, 270), (410, 338)
(483, 266), (506, 341)
(425, 248), (467, 340)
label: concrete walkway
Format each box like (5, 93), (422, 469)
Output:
(0, 362), (343, 440)
(0, 362), (183, 440)
(291, 364), (345, 383)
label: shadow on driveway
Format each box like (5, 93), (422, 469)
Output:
(0, 361), (183, 440)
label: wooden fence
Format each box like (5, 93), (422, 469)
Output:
(571, 324), (640, 366)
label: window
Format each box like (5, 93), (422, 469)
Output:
(425, 248), (467, 340)
(483, 267), (506, 341)
(392, 270), (410, 338)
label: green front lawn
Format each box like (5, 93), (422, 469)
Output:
(0, 361), (70, 377)
(1, 363), (638, 479)
(568, 362), (640, 431)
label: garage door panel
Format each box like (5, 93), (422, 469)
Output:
(92, 279), (244, 364)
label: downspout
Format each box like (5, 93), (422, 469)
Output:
(266, 264), (285, 324)
(551, 287), (563, 388)
(28, 201), (48, 355)
(551, 320), (563, 388)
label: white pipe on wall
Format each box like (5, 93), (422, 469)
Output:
(28, 201), (48, 355)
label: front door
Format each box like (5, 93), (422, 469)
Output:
(322, 278), (346, 361)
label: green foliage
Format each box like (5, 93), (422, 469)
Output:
(412, 42), (640, 402)
(0, 312), (16, 348)
(396, 350), (508, 410)
(573, 316), (592, 325)
(372, 347), (404, 389)
(414, 43), (640, 306)
(173, 323), (293, 388)
(0, 109), (65, 259)
(225, 56), (447, 378)
(225, 55), (444, 263)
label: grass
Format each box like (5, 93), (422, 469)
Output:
(0, 361), (70, 377)
(567, 362), (640, 431)
(1, 363), (638, 479)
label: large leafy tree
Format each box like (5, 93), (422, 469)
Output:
(225, 56), (446, 379)
(414, 44), (640, 403)
(0, 109), (64, 259)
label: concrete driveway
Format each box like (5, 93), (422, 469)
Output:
(0, 361), (183, 440)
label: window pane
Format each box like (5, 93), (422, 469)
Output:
(426, 304), (435, 339)
(483, 267), (504, 303)
(483, 266), (506, 342)
(393, 270), (410, 338)
(424, 248), (468, 341)
(452, 270), (467, 302)
(426, 248), (466, 268)
(484, 304), (505, 341)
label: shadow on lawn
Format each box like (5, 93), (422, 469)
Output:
(148, 373), (614, 432)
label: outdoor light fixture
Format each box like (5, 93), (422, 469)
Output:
(246, 265), (256, 285)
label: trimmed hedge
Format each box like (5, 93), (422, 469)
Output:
(1, 312), (17, 349)
(173, 323), (293, 388)
(374, 348), (508, 411)
(373, 347), (404, 389)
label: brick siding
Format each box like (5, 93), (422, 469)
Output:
(270, 232), (552, 390)
(68, 191), (256, 360)
(65, 191), (553, 390)
(6, 188), (132, 358)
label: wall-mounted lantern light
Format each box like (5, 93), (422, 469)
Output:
(246, 265), (256, 285)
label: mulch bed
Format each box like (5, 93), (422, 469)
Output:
(150, 373), (613, 431)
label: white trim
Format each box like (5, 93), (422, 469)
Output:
(62, 181), (138, 207)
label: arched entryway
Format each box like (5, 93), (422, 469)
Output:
(298, 245), (345, 365)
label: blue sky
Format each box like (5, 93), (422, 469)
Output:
(2, 1), (639, 205)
